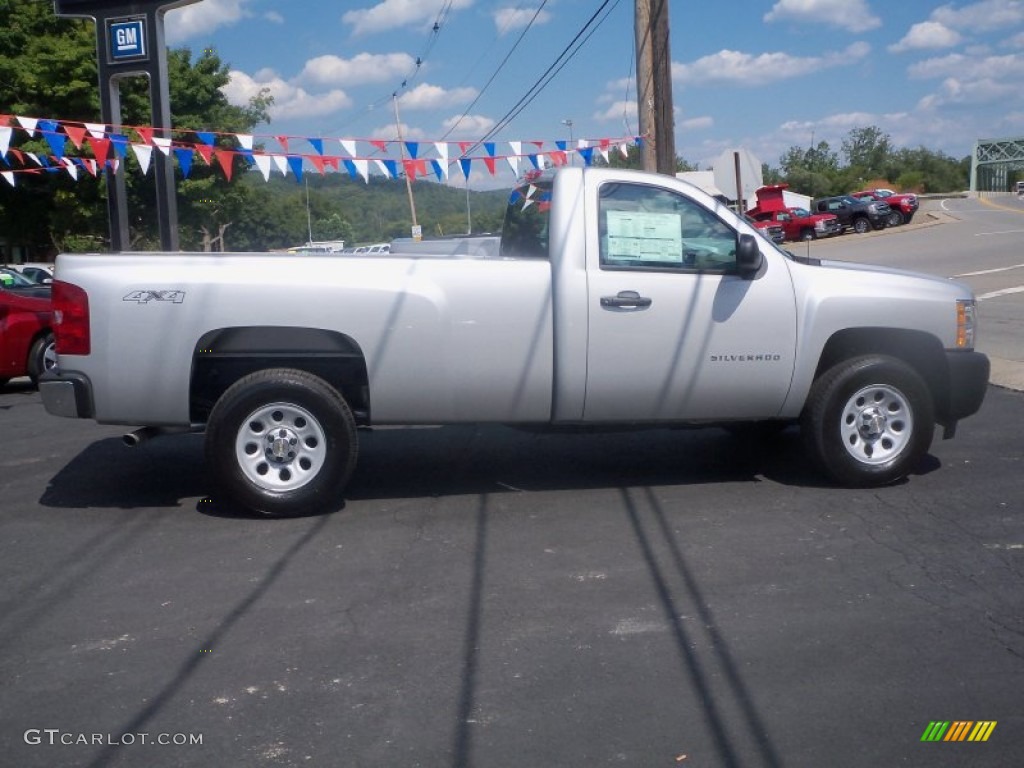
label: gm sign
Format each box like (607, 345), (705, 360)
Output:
(107, 18), (147, 62)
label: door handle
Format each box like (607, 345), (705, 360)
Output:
(601, 290), (652, 310)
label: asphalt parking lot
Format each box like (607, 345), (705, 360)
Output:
(1, 375), (1022, 767)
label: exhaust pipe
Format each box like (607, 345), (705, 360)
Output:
(123, 426), (162, 447)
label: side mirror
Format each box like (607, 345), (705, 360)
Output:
(42, 277), (54, 284)
(736, 234), (763, 277)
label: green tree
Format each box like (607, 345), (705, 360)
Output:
(841, 126), (893, 177)
(0, 0), (270, 254)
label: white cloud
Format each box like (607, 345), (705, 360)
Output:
(1005, 31), (1024, 47)
(165, 0), (251, 45)
(889, 22), (962, 53)
(370, 123), (427, 141)
(494, 7), (552, 34)
(343, 0), (474, 36)
(223, 70), (353, 120)
(932, 0), (1024, 33)
(680, 116), (714, 131)
(917, 76), (1021, 108)
(763, 0), (881, 33)
(441, 114), (497, 137)
(908, 52), (1024, 80)
(264, 12), (284, 24)
(398, 83), (478, 110)
(298, 53), (417, 87)
(593, 100), (637, 122)
(673, 42), (870, 86)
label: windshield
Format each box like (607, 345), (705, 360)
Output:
(790, 207), (809, 217)
(499, 178), (552, 258)
(0, 268), (36, 288)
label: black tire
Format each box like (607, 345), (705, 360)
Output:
(28, 332), (56, 385)
(887, 211), (904, 227)
(853, 217), (871, 234)
(0, 378), (8, 389)
(801, 355), (934, 487)
(800, 228), (815, 241)
(204, 368), (358, 516)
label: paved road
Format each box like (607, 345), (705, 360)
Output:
(1, 373), (1022, 767)
(808, 192), (1024, 389)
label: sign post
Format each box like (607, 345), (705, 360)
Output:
(54, 0), (201, 252)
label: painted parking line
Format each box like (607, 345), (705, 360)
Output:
(977, 286), (1024, 300)
(954, 263), (1024, 277)
(975, 229), (1024, 236)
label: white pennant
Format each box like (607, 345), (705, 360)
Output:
(507, 141), (521, 176)
(132, 143), (153, 175)
(599, 148), (609, 163)
(61, 157), (79, 181)
(26, 152), (43, 167)
(619, 142), (629, 158)
(153, 137), (172, 155)
(353, 158), (369, 183)
(2, 171), (14, 187)
(108, 158), (120, 175)
(85, 122), (107, 139)
(254, 154), (272, 181)
(18, 116), (38, 136)
(272, 154), (289, 176)
(373, 159), (390, 177)
(237, 134), (254, 150)
(341, 139), (356, 157)
(434, 141), (449, 166)
(0, 126), (11, 158)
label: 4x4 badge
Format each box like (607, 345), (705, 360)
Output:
(123, 290), (186, 304)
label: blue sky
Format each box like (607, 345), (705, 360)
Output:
(161, 0), (1024, 177)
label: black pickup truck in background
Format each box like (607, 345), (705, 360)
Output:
(812, 195), (891, 234)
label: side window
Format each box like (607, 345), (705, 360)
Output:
(598, 182), (737, 271)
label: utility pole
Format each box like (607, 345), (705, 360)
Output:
(393, 93), (420, 239)
(635, 0), (676, 175)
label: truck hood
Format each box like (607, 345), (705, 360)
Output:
(815, 258), (973, 297)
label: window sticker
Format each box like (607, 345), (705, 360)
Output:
(605, 210), (682, 263)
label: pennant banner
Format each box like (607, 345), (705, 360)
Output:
(0, 112), (640, 185)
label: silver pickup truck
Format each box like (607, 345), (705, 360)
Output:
(41, 167), (989, 515)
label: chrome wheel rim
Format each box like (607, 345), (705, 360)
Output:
(235, 402), (327, 492)
(840, 384), (913, 465)
(43, 341), (58, 372)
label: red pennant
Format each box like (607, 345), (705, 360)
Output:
(309, 155), (326, 174)
(83, 159), (98, 177)
(64, 125), (87, 149)
(0, 115), (10, 127)
(325, 157), (340, 172)
(403, 159), (418, 180)
(370, 140), (388, 153)
(276, 135), (290, 153)
(531, 140), (544, 149)
(458, 141), (472, 155)
(87, 137), (110, 165)
(134, 126), (153, 145)
(599, 139), (611, 150)
(195, 143), (215, 165)
(216, 150), (234, 181)
(483, 157), (496, 175)
(550, 151), (568, 167)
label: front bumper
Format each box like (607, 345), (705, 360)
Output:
(39, 371), (94, 419)
(938, 350), (990, 424)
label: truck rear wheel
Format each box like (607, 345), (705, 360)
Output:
(801, 355), (934, 487)
(205, 368), (358, 516)
(28, 332), (57, 385)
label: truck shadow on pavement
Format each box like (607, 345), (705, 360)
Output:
(38, 424), (941, 512)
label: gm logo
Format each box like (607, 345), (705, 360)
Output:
(108, 19), (147, 62)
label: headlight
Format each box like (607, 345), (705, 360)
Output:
(956, 299), (977, 349)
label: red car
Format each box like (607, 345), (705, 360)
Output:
(0, 268), (56, 387)
(851, 189), (919, 226)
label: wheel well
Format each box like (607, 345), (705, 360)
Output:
(814, 328), (948, 411)
(189, 327), (370, 425)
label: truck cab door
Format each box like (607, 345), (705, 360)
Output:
(582, 180), (798, 422)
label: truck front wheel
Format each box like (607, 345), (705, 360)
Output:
(801, 355), (934, 487)
(853, 217), (871, 234)
(205, 368), (358, 516)
(800, 228), (815, 241)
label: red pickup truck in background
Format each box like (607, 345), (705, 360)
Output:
(0, 268), (55, 388)
(851, 189), (919, 226)
(747, 184), (842, 241)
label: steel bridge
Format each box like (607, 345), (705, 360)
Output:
(971, 136), (1024, 192)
